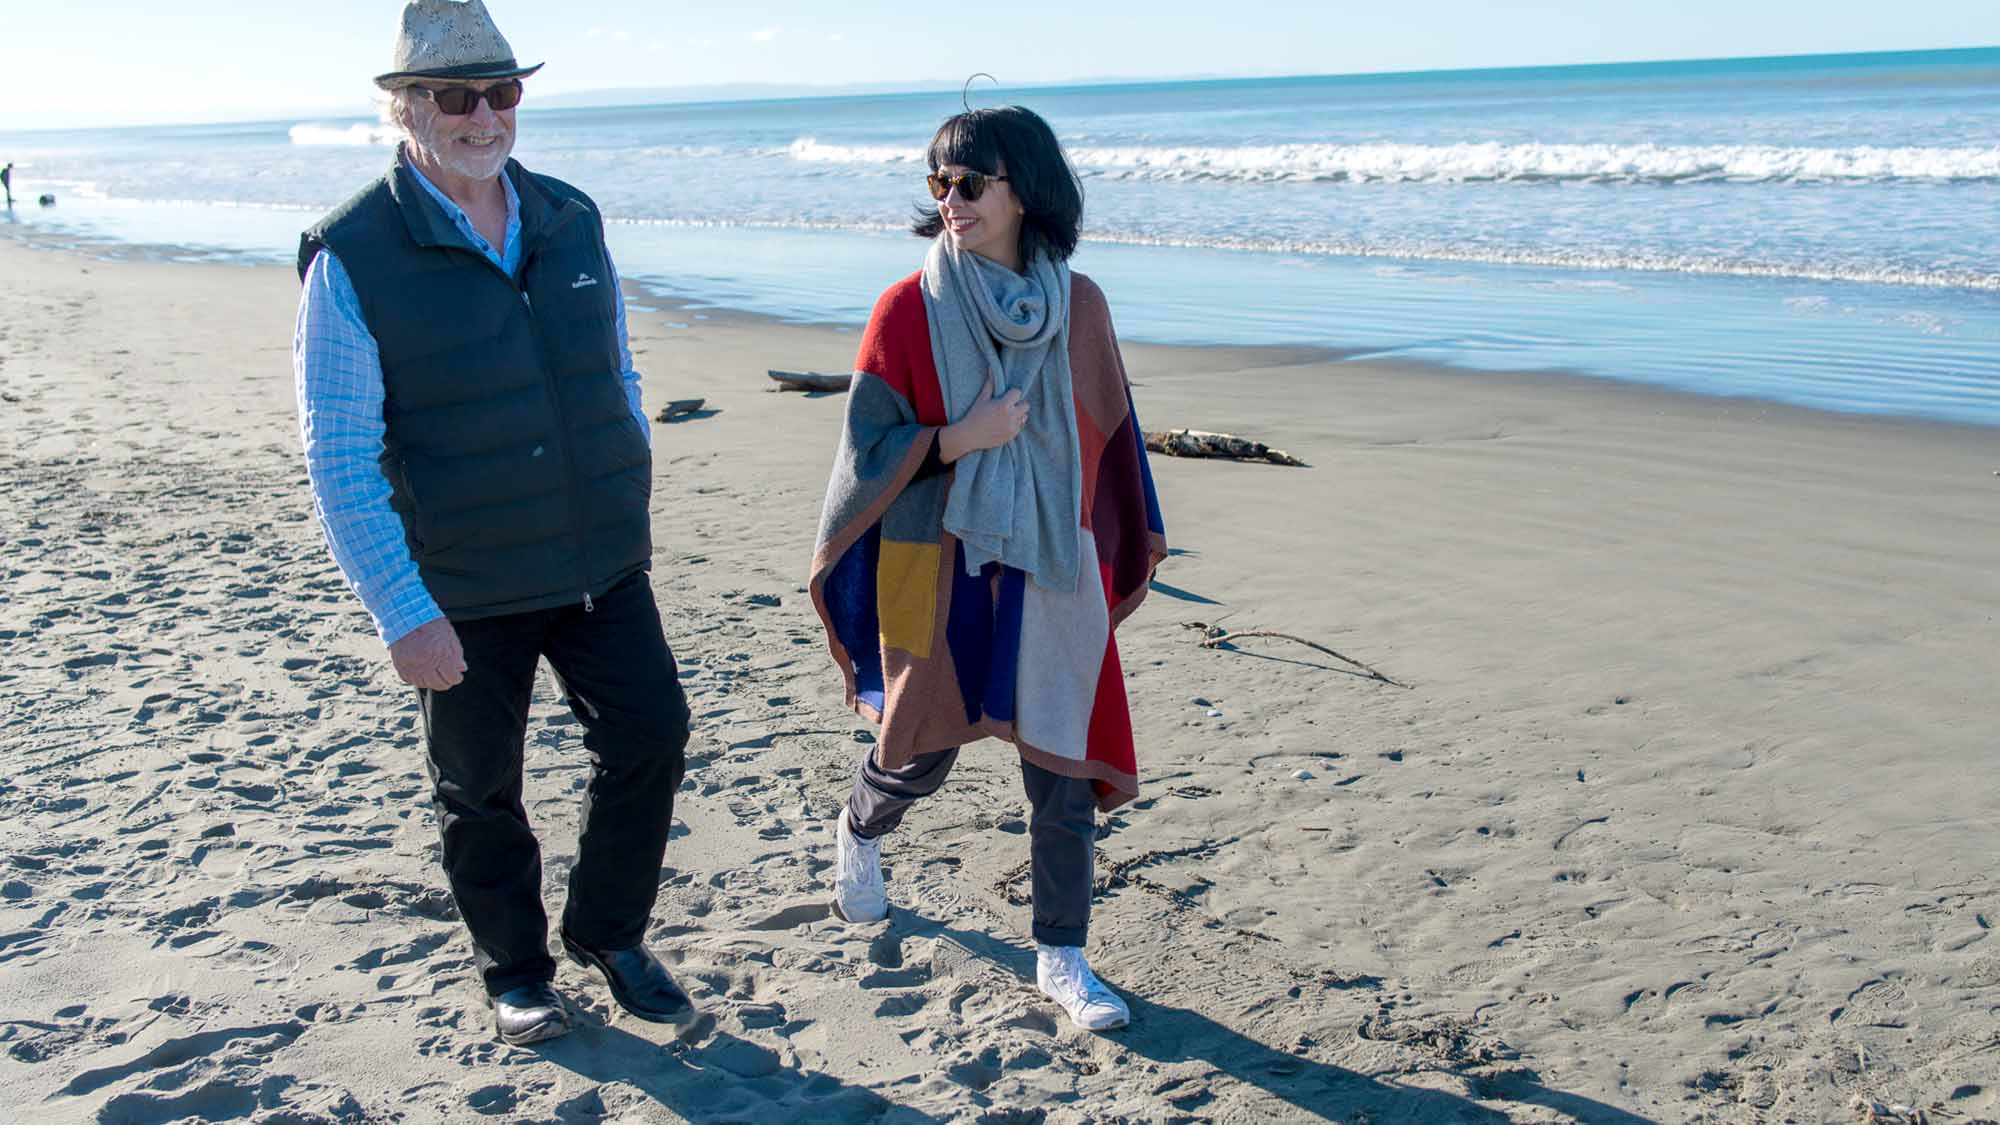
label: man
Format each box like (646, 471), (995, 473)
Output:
(292, 0), (694, 1046)
(2, 163), (13, 207)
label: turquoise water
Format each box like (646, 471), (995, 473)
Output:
(3, 48), (1998, 424)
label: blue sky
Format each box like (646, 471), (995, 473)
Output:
(1, 1), (1994, 128)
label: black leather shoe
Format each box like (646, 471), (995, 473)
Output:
(561, 931), (697, 1024)
(486, 982), (571, 1045)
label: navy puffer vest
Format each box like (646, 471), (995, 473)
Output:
(299, 152), (652, 620)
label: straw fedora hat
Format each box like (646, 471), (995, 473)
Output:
(373, 0), (543, 90)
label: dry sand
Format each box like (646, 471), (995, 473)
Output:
(1, 232), (1996, 1123)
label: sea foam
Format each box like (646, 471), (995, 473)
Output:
(784, 138), (923, 165)
(288, 123), (399, 147)
(785, 138), (2000, 185)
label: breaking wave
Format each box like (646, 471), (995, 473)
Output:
(785, 138), (2000, 185)
(1083, 230), (2000, 291)
(288, 123), (399, 147)
(784, 138), (924, 165)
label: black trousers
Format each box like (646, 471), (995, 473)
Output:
(417, 572), (690, 996)
(846, 747), (1097, 947)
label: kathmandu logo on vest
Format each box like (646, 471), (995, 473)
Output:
(571, 272), (599, 289)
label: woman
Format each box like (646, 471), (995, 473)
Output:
(808, 106), (1167, 1031)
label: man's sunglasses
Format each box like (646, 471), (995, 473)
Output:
(926, 171), (1010, 202)
(413, 80), (524, 116)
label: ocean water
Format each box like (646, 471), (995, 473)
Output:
(3, 48), (1998, 424)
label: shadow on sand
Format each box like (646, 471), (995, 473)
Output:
(535, 1016), (944, 1124)
(918, 918), (1658, 1124)
(530, 905), (1656, 1123)
(1148, 578), (1223, 605)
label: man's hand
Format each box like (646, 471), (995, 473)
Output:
(938, 376), (1029, 464)
(389, 617), (467, 691)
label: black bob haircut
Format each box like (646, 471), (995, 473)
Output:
(912, 105), (1085, 264)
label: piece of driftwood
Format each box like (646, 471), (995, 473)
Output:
(655, 398), (705, 421)
(768, 370), (853, 393)
(1181, 621), (1409, 688)
(1146, 429), (1307, 467)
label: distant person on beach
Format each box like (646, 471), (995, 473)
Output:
(291, 0), (692, 1046)
(2, 163), (13, 207)
(809, 106), (1167, 1031)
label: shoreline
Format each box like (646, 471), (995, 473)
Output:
(6, 206), (1999, 430)
(3, 236), (1998, 1122)
(7, 219), (1992, 442)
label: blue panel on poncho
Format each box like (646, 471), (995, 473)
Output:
(827, 526), (884, 712)
(1132, 402), (1166, 539)
(981, 565), (1026, 725)
(943, 543), (990, 723)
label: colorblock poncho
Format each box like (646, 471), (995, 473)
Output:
(809, 271), (1168, 810)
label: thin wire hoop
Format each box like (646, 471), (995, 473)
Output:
(962, 73), (998, 112)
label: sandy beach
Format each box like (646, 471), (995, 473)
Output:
(1, 231), (1997, 1123)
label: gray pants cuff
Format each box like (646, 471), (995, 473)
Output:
(1032, 922), (1088, 947)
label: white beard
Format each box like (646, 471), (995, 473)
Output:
(410, 131), (512, 182)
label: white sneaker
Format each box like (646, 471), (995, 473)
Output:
(832, 810), (889, 923)
(1037, 944), (1131, 1031)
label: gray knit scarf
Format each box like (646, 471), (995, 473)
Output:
(921, 235), (1082, 593)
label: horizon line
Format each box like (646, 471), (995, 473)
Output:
(2, 42), (1993, 135)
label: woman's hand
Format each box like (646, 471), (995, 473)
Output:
(938, 376), (1028, 463)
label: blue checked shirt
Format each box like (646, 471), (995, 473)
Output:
(293, 164), (649, 647)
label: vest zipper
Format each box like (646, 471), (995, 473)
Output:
(396, 457), (427, 554)
(512, 241), (596, 616)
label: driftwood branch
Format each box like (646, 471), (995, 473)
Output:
(768, 370), (853, 393)
(1181, 621), (1410, 688)
(654, 398), (706, 421)
(1146, 429), (1308, 467)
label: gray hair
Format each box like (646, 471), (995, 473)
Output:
(376, 86), (421, 141)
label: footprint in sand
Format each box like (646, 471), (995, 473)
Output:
(1829, 978), (1915, 1029)
(0, 1010), (123, 1065)
(747, 901), (834, 931)
(54, 1019), (307, 1118)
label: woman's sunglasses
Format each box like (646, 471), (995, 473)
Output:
(414, 80), (524, 116)
(926, 171), (1010, 202)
